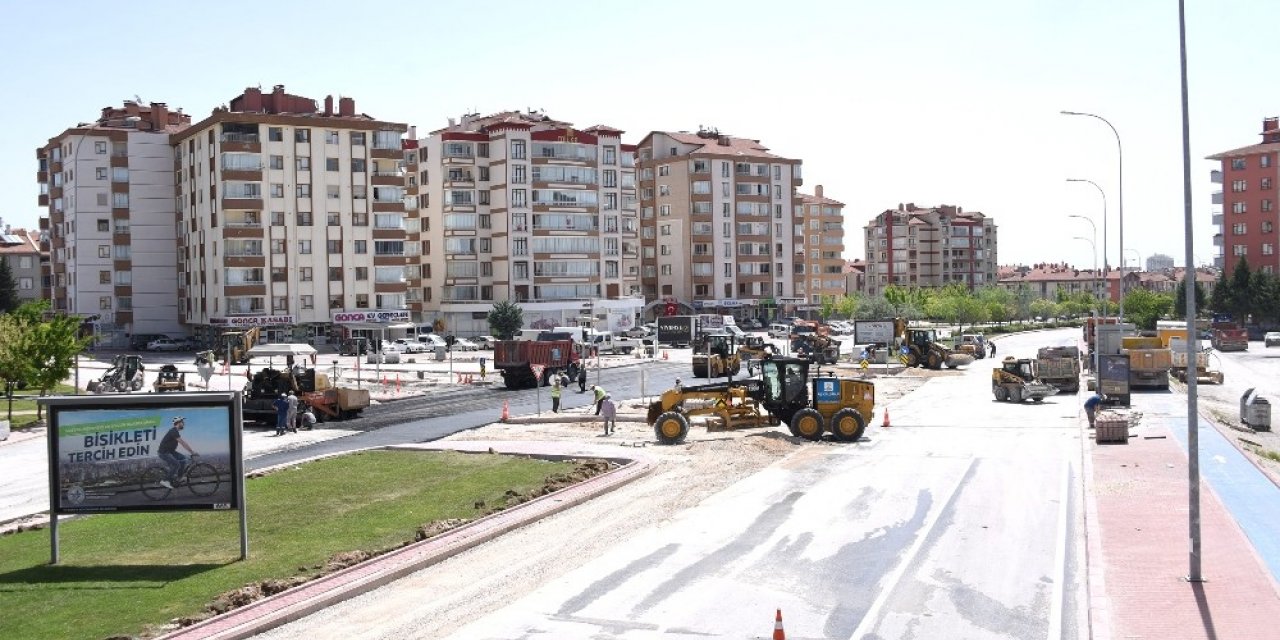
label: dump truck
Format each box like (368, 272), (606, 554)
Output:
(1210, 323), (1248, 352)
(221, 326), (261, 364)
(647, 356), (875, 444)
(1121, 336), (1172, 390)
(1036, 346), (1080, 393)
(494, 337), (579, 389)
(1168, 336), (1224, 384)
(991, 357), (1059, 403)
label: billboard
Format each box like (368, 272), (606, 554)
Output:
(44, 393), (242, 514)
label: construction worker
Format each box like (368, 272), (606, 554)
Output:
(550, 376), (562, 413)
(592, 384), (607, 415)
(1084, 393), (1104, 428)
(600, 394), (617, 435)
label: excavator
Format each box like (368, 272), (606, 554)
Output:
(991, 356), (1059, 403)
(648, 355), (875, 444)
(738, 335), (778, 375)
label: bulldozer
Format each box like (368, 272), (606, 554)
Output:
(738, 335), (778, 375)
(648, 356), (875, 444)
(897, 321), (974, 370)
(692, 333), (742, 378)
(87, 355), (146, 393)
(991, 356), (1059, 403)
(151, 364), (187, 393)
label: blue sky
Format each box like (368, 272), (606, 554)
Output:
(2, 0), (1277, 269)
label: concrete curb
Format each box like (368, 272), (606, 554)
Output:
(1078, 406), (1113, 640)
(158, 442), (656, 640)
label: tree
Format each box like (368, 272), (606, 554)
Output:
(818, 295), (838, 321)
(855, 295), (898, 319)
(487, 300), (523, 339)
(1209, 269), (1231, 318)
(0, 312), (35, 420)
(834, 294), (860, 319)
(5, 301), (90, 419)
(1120, 288), (1173, 331)
(976, 286), (1014, 325)
(1171, 274), (1207, 320)
(1029, 299), (1058, 322)
(1229, 256), (1252, 320)
(0, 257), (17, 314)
(1249, 270), (1280, 324)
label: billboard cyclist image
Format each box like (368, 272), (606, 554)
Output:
(51, 403), (237, 512)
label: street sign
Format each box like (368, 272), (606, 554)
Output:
(532, 364), (545, 381)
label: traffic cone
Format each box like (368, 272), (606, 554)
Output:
(663, 350), (669, 360)
(882, 407), (891, 429)
(501, 400), (510, 422)
(773, 609), (786, 640)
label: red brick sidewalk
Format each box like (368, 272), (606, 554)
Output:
(1085, 415), (1280, 639)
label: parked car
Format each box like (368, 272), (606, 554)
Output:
(452, 337), (480, 351)
(392, 338), (428, 353)
(741, 318), (763, 330)
(627, 325), (653, 338)
(472, 335), (497, 350)
(131, 333), (168, 351)
(416, 333), (448, 349)
(1265, 332), (1280, 348)
(173, 337), (197, 350)
(768, 323), (792, 339)
(382, 341), (410, 354)
(146, 338), (183, 352)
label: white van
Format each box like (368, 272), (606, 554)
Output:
(768, 323), (792, 339)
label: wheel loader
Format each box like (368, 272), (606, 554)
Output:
(692, 333), (742, 378)
(899, 324), (974, 370)
(991, 357), (1059, 403)
(648, 356), (874, 444)
(87, 355), (145, 393)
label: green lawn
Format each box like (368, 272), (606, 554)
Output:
(0, 450), (581, 640)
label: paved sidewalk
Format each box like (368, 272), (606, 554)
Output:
(1084, 400), (1280, 640)
(160, 441), (655, 640)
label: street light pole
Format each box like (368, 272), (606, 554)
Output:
(1072, 230), (1101, 392)
(1062, 111), (1124, 326)
(1066, 178), (1108, 314)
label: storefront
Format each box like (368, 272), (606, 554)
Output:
(331, 310), (413, 350)
(200, 315), (295, 350)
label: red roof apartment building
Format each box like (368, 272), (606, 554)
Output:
(1207, 116), (1280, 276)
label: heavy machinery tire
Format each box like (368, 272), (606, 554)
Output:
(993, 385), (1008, 402)
(830, 408), (866, 442)
(692, 364), (707, 378)
(87, 381), (99, 393)
(654, 411), (690, 445)
(1010, 386), (1024, 403)
(729, 361), (741, 376)
(927, 352), (942, 370)
(1032, 397), (1044, 403)
(906, 352), (920, 368)
(789, 407), (825, 441)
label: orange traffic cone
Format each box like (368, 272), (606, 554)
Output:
(773, 608), (786, 640)
(882, 407), (891, 429)
(501, 400), (510, 422)
(663, 350), (669, 360)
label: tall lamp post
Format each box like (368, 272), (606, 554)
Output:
(1062, 110), (1124, 326)
(1071, 225), (1102, 392)
(1066, 178), (1109, 314)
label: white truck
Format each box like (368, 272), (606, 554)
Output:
(584, 330), (637, 355)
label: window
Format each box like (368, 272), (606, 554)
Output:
(298, 240), (312, 254)
(98, 245), (110, 258)
(1265, 243), (1275, 256)
(296, 156), (311, 171)
(296, 184), (311, 197)
(355, 267), (368, 280)
(268, 128), (283, 142)
(511, 140), (526, 160)
(1231, 158), (1246, 170)
(19, 277), (33, 290)
(659, 165), (670, 177)
(112, 192), (129, 208)
(353, 185), (367, 200)
(297, 212), (313, 226)
(300, 267), (313, 281)
(329, 267), (343, 281)
(1233, 244), (1247, 256)
(271, 183), (284, 198)
(295, 128), (310, 143)
(269, 155), (284, 170)
(272, 240), (286, 254)
(512, 189), (527, 208)
(99, 296), (112, 310)
(327, 240), (342, 253)
(96, 219), (109, 232)
(1264, 177), (1273, 190)
(512, 164), (526, 184)
(95, 167), (107, 180)
(478, 143), (489, 158)
(1265, 199), (1274, 213)
(354, 240), (367, 254)
(325, 157), (339, 172)
(326, 130), (340, 145)
(1263, 155), (1273, 169)
(1233, 201), (1247, 214)
(94, 140), (107, 154)
(603, 146), (616, 165)
(299, 295), (313, 309)
(659, 185), (670, 196)
(1232, 180), (1247, 192)
(99, 270), (110, 284)
(351, 131), (366, 146)
(272, 267), (287, 282)
(1233, 223), (1247, 235)
(1265, 221), (1275, 233)
(354, 293), (369, 309)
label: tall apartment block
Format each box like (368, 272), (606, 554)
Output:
(797, 186), (848, 304)
(0, 224), (46, 304)
(412, 110), (642, 334)
(36, 102), (192, 347)
(172, 86), (408, 345)
(1207, 116), (1280, 275)
(862, 203), (998, 296)
(634, 128), (821, 320)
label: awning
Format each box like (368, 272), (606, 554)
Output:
(248, 343), (318, 358)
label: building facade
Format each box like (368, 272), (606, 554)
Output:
(1207, 116), (1280, 275)
(0, 224), (46, 304)
(634, 128), (817, 321)
(172, 86), (409, 345)
(411, 110), (643, 334)
(36, 102), (192, 347)
(862, 203), (998, 296)
(797, 186), (848, 304)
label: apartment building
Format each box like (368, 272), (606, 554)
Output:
(412, 110), (643, 334)
(843, 259), (867, 295)
(862, 203), (998, 296)
(0, 224), (45, 304)
(997, 263), (1104, 301)
(36, 102), (192, 347)
(797, 186), (847, 304)
(1207, 116), (1280, 275)
(634, 128), (812, 321)
(172, 86), (408, 345)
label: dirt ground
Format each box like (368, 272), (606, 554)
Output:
(1174, 378), (1280, 488)
(249, 369), (932, 640)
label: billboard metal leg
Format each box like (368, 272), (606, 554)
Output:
(50, 514), (59, 565)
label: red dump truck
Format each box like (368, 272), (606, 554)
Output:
(494, 337), (579, 390)
(1210, 322), (1249, 352)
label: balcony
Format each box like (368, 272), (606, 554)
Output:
(1212, 213), (1223, 227)
(1211, 191), (1223, 205)
(1213, 233), (1223, 247)
(1210, 169), (1223, 184)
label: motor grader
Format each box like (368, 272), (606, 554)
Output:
(648, 356), (875, 444)
(692, 333), (742, 378)
(991, 357), (1059, 403)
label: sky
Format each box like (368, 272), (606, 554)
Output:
(2, 0), (1277, 271)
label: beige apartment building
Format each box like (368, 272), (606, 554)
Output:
(172, 86), (409, 345)
(411, 110), (643, 335)
(798, 186), (848, 304)
(0, 224), (46, 304)
(36, 102), (192, 347)
(634, 128), (827, 321)
(862, 203), (998, 296)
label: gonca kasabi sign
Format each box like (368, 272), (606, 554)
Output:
(332, 310), (411, 323)
(209, 316), (294, 327)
